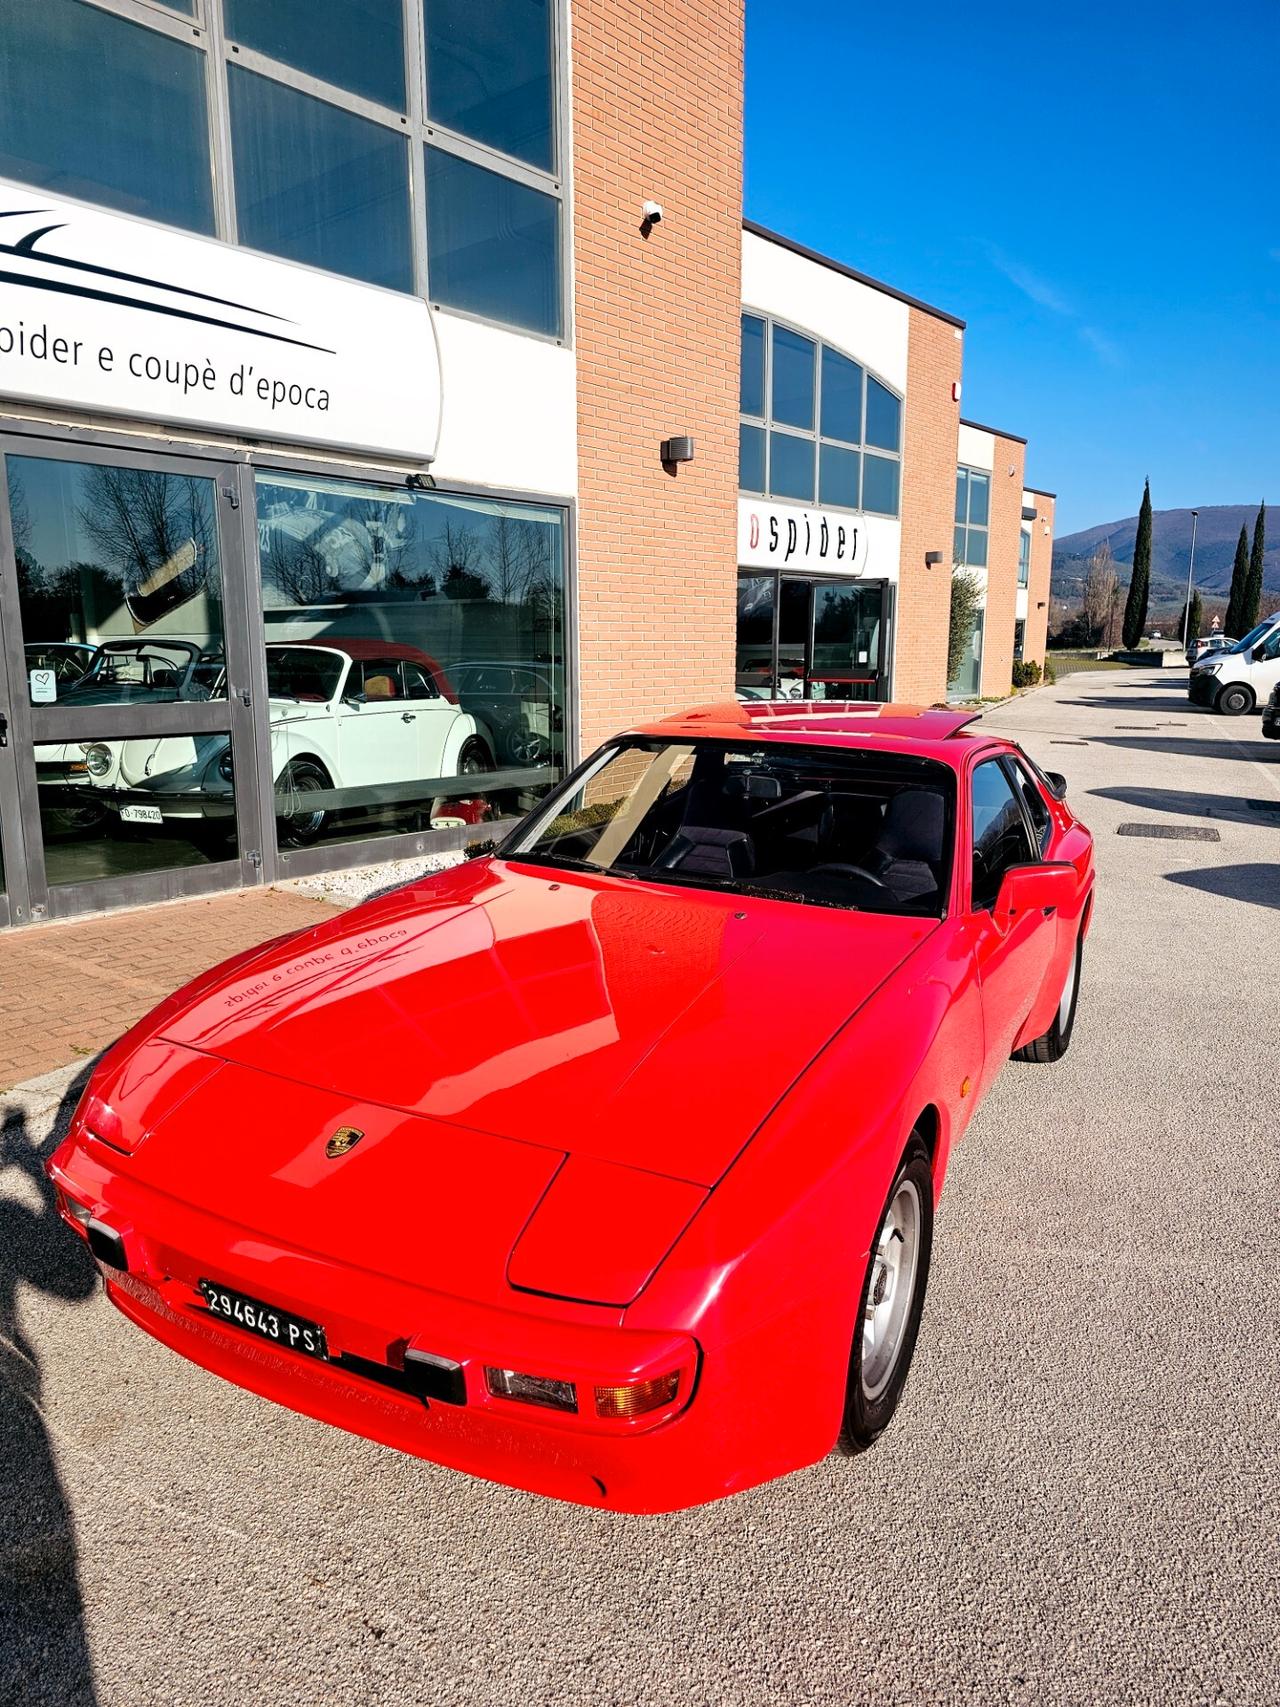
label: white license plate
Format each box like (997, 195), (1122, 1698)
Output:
(119, 804), (164, 825)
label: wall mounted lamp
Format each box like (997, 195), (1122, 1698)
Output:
(660, 436), (695, 465)
(925, 550), (944, 567)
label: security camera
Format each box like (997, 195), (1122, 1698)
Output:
(642, 201), (663, 224)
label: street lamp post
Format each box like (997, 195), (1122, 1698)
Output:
(1181, 509), (1200, 647)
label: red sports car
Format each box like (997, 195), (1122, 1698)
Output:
(48, 702), (1094, 1512)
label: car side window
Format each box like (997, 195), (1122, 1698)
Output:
(970, 758), (1036, 911)
(360, 660), (402, 700)
(1258, 627), (1280, 663)
(1008, 757), (1052, 856)
(402, 661), (439, 700)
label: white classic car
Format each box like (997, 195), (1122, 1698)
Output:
(36, 639), (494, 846)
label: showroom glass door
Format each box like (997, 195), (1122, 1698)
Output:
(735, 573), (886, 701)
(0, 437), (264, 923)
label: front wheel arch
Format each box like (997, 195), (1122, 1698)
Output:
(1216, 682), (1255, 715)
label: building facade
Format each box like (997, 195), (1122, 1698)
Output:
(0, 0), (1049, 931)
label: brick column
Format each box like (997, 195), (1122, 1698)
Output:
(981, 434), (1027, 696)
(1025, 492), (1056, 667)
(895, 309), (963, 703)
(570, 0), (745, 754)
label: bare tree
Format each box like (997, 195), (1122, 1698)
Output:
(78, 465), (217, 627)
(1081, 543), (1119, 648)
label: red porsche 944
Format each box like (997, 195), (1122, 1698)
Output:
(49, 701), (1094, 1512)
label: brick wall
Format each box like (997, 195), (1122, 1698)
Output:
(570, 0), (745, 754)
(895, 309), (963, 703)
(1024, 492), (1055, 666)
(981, 435), (1027, 696)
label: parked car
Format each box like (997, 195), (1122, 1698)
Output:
(1263, 680), (1280, 742)
(453, 661), (562, 766)
(24, 640), (97, 693)
(34, 640), (223, 835)
(39, 639), (495, 847)
(48, 701), (1094, 1512)
(1188, 611), (1280, 714)
(1186, 634), (1232, 666)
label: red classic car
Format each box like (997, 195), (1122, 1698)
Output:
(48, 701), (1094, 1512)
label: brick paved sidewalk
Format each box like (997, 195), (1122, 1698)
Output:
(0, 888), (343, 1090)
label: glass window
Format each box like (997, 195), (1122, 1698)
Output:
(769, 432), (815, 503)
(738, 317), (899, 519)
(819, 444), (859, 510)
(771, 327), (816, 431)
(424, 0), (555, 172)
(1009, 756), (1050, 854)
(862, 453), (900, 517)
(1018, 528), (1031, 587)
(955, 466), (990, 568)
(425, 146), (561, 335)
(0, 0), (214, 234)
(13, 454), (236, 888)
(740, 315), (766, 418)
(735, 576), (775, 699)
(739, 424), (766, 495)
(254, 471), (566, 854)
(820, 347), (862, 444)
(225, 0), (407, 111)
(864, 377), (901, 453)
(229, 69), (412, 290)
(970, 758), (1034, 909)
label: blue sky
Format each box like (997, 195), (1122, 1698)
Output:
(744, 0), (1280, 534)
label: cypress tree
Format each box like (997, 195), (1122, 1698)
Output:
(1184, 590), (1203, 646)
(1241, 501), (1266, 634)
(1224, 524), (1250, 637)
(1122, 478), (1153, 649)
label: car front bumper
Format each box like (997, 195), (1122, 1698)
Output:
(1188, 673), (1219, 705)
(47, 1135), (782, 1514)
(1263, 703), (1280, 740)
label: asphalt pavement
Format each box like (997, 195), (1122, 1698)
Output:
(3, 667), (1278, 1707)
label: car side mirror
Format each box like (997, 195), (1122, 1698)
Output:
(992, 862), (1076, 928)
(1042, 770), (1068, 799)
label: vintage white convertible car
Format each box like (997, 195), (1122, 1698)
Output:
(36, 639), (494, 846)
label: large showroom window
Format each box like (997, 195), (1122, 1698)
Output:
(0, 0), (565, 335)
(738, 315), (902, 516)
(954, 466), (990, 568)
(10, 453), (238, 890)
(254, 470), (567, 856)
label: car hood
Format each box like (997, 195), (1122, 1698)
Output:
(157, 859), (936, 1188)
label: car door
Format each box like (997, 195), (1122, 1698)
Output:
(336, 658), (419, 791)
(967, 755), (1059, 1094)
(400, 657), (461, 778)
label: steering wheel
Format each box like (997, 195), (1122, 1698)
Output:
(810, 861), (889, 891)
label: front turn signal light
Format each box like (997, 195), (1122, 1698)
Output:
(593, 1371), (681, 1420)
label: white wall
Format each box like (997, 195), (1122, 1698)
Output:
(957, 423), (995, 471)
(431, 312), (577, 499)
(742, 231), (909, 393)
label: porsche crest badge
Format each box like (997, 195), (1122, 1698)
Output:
(324, 1126), (365, 1159)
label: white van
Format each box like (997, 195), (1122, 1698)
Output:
(1188, 611), (1280, 715)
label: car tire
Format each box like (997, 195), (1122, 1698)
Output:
(1216, 683), (1254, 716)
(275, 758), (331, 848)
(458, 737), (494, 776)
(837, 1137), (934, 1455)
(1013, 929), (1083, 1063)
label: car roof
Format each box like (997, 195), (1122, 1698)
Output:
(633, 699), (999, 763)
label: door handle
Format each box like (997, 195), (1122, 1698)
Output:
(401, 712), (416, 723)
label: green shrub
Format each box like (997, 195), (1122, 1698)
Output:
(1011, 659), (1042, 688)
(1042, 658), (1057, 684)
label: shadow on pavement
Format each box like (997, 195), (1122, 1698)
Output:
(1060, 695), (1195, 714)
(1, 1069), (100, 1707)
(1165, 864), (1280, 911)
(1090, 786), (1280, 825)
(1091, 734), (1279, 764)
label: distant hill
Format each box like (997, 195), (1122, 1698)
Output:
(1053, 505), (1280, 613)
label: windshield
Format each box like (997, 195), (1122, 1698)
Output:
(1227, 618), (1278, 655)
(508, 738), (955, 916)
(64, 643), (199, 702)
(266, 646), (344, 702)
